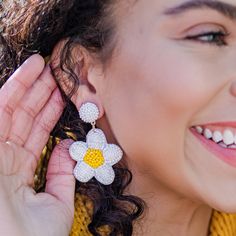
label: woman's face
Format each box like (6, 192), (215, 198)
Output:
(89, 0), (236, 212)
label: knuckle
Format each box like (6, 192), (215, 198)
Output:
(20, 103), (37, 118)
(0, 103), (14, 117)
(38, 119), (52, 133)
(38, 77), (54, 92)
(8, 132), (25, 145)
(17, 78), (29, 91)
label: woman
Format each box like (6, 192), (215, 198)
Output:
(1, 0), (236, 235)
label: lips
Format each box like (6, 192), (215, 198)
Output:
(200, 121), (236, 128)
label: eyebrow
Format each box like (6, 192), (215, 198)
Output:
(163, 0), (236, 20)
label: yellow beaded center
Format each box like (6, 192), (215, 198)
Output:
(83, 148), (105, 169)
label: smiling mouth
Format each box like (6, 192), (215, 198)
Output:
(191, 125), (236, 149)
(190, 124), (236, 168)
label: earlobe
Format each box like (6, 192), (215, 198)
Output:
(72, 82), (105, 120)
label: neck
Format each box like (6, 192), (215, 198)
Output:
(126, 162), (213, 236)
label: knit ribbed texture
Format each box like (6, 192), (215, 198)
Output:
(70, 194), (110, 236)
(69, 194), (93, 236)
(209, 211), (236, 236)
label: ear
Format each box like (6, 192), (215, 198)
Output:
(49, 39), (105, 119)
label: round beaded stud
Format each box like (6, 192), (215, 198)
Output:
(69, 102), (123, 185)
(79, 102), (99, 124)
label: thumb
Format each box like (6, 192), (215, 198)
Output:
(45, 139), (76, 212)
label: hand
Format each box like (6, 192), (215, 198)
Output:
(0, 55), (76, 236)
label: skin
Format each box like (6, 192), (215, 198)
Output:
(1, 0), (236, 235)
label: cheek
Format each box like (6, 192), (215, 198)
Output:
(143, 46), (215, 115)
(101, 42), (219, 174)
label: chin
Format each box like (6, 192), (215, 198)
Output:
(201, 191), (236, 213)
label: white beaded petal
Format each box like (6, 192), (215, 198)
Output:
(87, 128), (107, 149)
(69, 141), (88, 161)
(95, 164), (115, 185)
(79, 102), (99, 123)
(69, 124), (123, 185)
(103, 144), (123, 166)
(73, 162), (95, 183)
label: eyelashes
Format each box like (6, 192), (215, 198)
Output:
(185, 31), (230, 47)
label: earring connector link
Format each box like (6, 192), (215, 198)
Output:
(91, 121), (96, 129)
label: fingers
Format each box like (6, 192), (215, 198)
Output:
(0, 55), (45, 142)
(24, 88), (65, 160)
(45, 139), (76, 215)
(8, 65), (57, 145)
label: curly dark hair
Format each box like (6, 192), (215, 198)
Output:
(0, 1), (145, 235)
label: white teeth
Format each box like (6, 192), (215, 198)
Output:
(228, 144), (236, 149)
(196, 126), (203, 134)
(194, 126), (236, 148)
(218, 142), (227, 148)
(203, 128), (212, 139)
(223, 129), (234, 145)
(212, 131), (223, 143)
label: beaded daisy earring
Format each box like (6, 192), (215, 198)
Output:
(69, 102), (123, 185)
